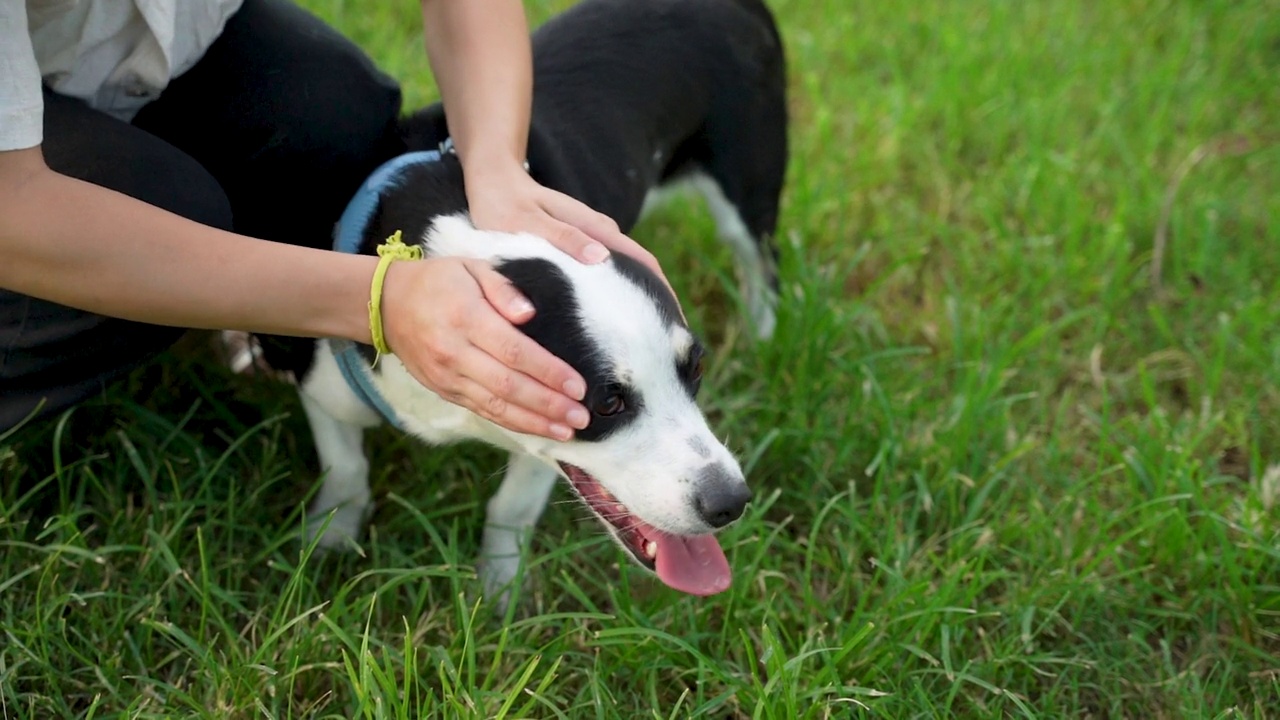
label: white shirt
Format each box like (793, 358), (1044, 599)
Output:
(0, 0), (243, 152)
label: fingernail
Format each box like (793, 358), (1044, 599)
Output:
(563, 378), (586, 399)
(551, 424), (573, 441)
(582, 243), (610, 264)
(567, 407), (589, 429)
(510, 296), (534, 316)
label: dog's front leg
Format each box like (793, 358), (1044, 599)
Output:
(298, 391), (372, 550)
(480, 452), (558, 607)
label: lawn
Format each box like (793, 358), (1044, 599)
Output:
(3, 0), (1278, 717)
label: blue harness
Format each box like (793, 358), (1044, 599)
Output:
(330, 145), (450, 429)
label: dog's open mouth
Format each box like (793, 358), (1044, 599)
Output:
(559, 463), (731, 596)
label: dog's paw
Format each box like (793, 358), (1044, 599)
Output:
(304, 501), (370, 553)
(478, 553), (525, 614)
(752, 308), (776, 341)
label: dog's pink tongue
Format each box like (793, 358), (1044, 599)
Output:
(653, 531), (731, 596)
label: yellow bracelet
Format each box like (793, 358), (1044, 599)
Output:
(369, 230), (422, 360)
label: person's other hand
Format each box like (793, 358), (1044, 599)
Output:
(465, 163), (680, 306)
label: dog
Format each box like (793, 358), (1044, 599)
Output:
(267, 0), (787, 602)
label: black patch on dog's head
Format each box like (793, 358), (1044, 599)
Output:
(494, 258), (641, 442)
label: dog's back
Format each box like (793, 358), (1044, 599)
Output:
(396, 0), (786, 234)
(388, 0), (788, 339)
(526, 0), (786, 233)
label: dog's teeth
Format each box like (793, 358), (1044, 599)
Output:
(644, 540), (658, 558)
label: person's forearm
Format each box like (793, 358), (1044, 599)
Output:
(420, 0), (533, 173)
(0, 151), (374, 342)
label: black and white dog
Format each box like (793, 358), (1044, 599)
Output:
(273, 0), (787, 600)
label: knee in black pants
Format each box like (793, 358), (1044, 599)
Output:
(132, 0), (405, 250)
(0, 93), (234, 434)
(41, 91), (234, 232)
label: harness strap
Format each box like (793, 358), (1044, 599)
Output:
(329, 145), (448, 429)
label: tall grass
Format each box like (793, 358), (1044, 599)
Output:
(2, 0), (1277, 716)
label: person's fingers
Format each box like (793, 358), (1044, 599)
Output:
(599, 231), (664, 278)
(468, 258), (537, 324)
(538, 217), (611, 264)
(536, 191), (683, 311)
(543, 196), (685, 320)
(394, 318), (583, 441)
(442, 372), (576, 441)
(463, 261), (589, 401)
(541, 191), (626, 245)
(529, 192), (622, 264)
(451, 343), (589, 433)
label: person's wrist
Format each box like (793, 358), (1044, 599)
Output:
(323, 252), (380, 346)
(459, 146), (529, 184)
(461, 160), (538, 228)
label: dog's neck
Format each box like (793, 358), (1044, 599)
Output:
(355, 157), (469, 259)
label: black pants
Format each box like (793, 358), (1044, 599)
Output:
(0, 0), (404, 434)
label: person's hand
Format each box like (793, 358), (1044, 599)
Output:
(378, 256), (590, 441)
(464, 163), (681, 305)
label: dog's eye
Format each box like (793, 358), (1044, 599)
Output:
(692, 355), (705, 383)
(593, 388), (627, 417)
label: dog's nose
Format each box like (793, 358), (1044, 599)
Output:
(693, 466), (752, 529)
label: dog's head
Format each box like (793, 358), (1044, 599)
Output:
(425, 215), (750, 596)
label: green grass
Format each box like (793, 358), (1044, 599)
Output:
(3, 0), (1279, 716)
